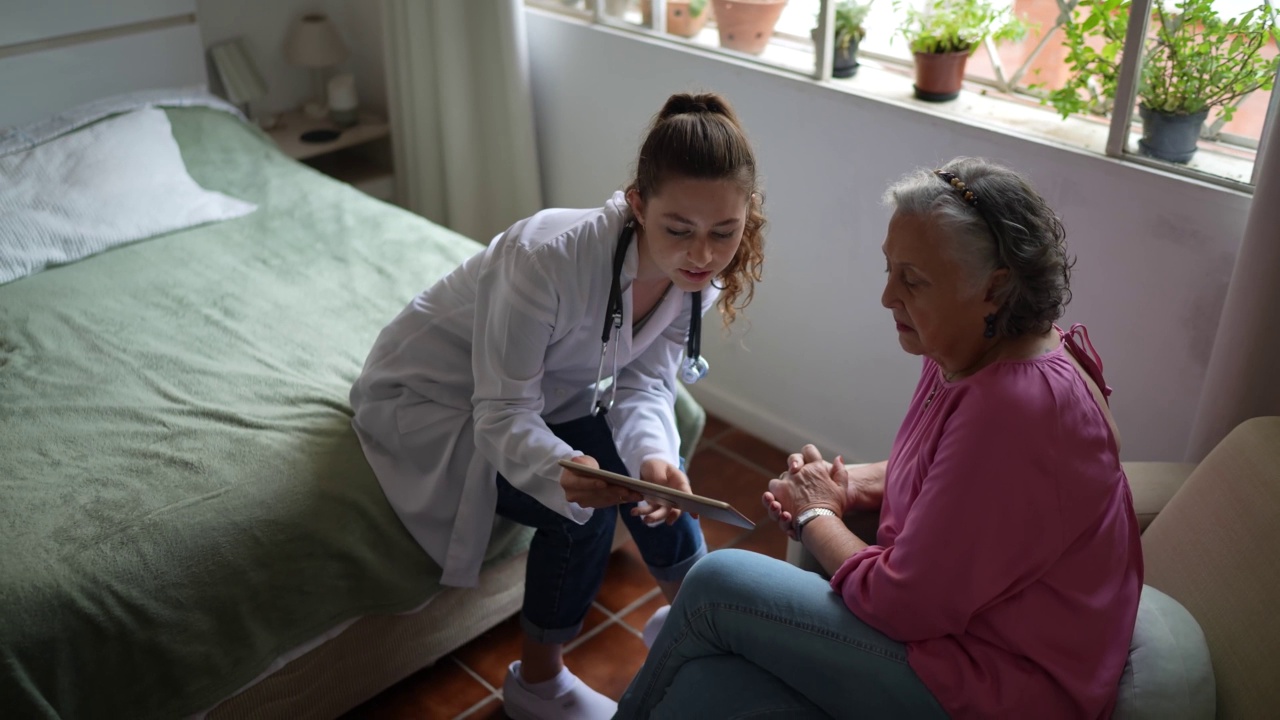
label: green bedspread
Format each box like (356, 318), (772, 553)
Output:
(0, 107), (532, 719)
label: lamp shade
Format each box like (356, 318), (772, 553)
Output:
(284, 13), (350, 68)
(208, 38), (267, 106)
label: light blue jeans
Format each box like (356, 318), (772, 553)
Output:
(614, 549), (950, 719)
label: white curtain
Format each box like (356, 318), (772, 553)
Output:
(1185, 123), (1280, 460)
(381, 0), (543, 243)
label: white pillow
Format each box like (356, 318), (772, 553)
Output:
(0, 107), (256, 285)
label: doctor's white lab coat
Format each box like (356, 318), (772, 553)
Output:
(350, 191), (716, 587)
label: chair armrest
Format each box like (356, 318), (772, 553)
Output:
(1122, 461), (1196, 532)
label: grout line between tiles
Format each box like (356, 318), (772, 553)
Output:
(591, 600), (623, 622)
(610, 587), (663, 639)
(564, 611), (618, 652)
(453, 655), (500, 694)
(613, 586), (662, 620)
(453, 690), (501, 719)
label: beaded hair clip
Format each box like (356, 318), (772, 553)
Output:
(934, 170), (979, 208)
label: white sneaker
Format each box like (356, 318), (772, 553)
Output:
(642, 605), (670, 649)
(502, 661), (617, 720)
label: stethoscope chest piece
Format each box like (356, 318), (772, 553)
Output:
(680, 354), (709, 384)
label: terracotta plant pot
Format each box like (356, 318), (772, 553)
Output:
(912, 50), (969, 102)
(710, 0), (789, 55)
(642, 1), (712, 38)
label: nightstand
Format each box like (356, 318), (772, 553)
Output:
(265, 110), (396, 203)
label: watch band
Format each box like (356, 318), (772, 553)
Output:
(793, 507), (837, 540)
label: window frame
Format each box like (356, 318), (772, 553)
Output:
(528, 0), (1278, 192)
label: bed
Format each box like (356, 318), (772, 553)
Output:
(1, 7), (708, 718)
(0, 97), (546, 717)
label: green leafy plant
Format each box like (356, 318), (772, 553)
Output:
(896, 0), (1030, 54)
(640, 0), (707, 20)
(814, 1), (874, 51)
(1043, 0), (1279, 121)
(836, 0), (874, 49)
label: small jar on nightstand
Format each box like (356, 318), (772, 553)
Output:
(265, 110), (397, 203)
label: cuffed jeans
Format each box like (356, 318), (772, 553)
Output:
(495, 413), (707, 646)
(615, 549), (949, 719)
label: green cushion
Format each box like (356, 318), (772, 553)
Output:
(674, 383), (706, 467)
(1113, 585), (1215, 719)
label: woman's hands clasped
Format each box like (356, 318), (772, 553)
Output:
(559, 456), (693, 526)
(762, 444), (846, 540)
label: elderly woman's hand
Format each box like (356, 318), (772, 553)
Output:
(761, 444), (845, 537)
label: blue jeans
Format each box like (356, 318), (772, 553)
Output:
(495, 413), (707, 645)
(615, 549), (949, 719)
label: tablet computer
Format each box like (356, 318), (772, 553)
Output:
(557, 459), (755, 530)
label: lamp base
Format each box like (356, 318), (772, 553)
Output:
(330, 107), (358, 128)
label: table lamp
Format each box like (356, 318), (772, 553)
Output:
(284, 13), (350, 119)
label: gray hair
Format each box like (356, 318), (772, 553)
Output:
(881, 157), (1073, 338)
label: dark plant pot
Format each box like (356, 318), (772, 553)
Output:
(913, 51), (969, 102)
(1138, 105), (1208, 164)
(834, 35), (861, 78)
(810, 28), (861, 78)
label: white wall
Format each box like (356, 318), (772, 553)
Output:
(526, 11), (1251, 462)
(196, 0), (387, 116)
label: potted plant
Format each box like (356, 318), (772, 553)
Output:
(643, 0), (711, 38)
(711, 0), (790, 55)
(813, 0), (874, 78)
(896, 0), (1030, 101)
(1043, 0), (1277, 164)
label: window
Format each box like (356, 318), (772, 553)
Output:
(529, 0), (1279, 190)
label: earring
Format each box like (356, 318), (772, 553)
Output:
(983, 313), (997, 339)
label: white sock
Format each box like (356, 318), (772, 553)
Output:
(514, 661), (577, 700)
(642, 604), (671, 649)
(504, 660), (617, 720)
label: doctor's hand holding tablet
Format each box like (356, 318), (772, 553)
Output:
(559, 456), (688, 526)
(558, 457), (755, 529)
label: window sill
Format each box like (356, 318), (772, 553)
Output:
(826, 59), (1256, 187)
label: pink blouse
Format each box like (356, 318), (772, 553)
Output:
(830, 327), (1143, 719)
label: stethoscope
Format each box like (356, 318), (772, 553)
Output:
(591, 220), (710, 416)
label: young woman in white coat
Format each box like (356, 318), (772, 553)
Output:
(349, 92), (765, 720)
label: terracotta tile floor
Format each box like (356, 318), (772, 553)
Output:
(341, 416), (791, 720)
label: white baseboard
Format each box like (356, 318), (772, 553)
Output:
(688, 381), (858, 462)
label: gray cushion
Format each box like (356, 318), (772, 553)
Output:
(1113, 585), (1215, 719)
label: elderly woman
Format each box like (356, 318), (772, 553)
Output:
(614, 158), (1143, 720)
